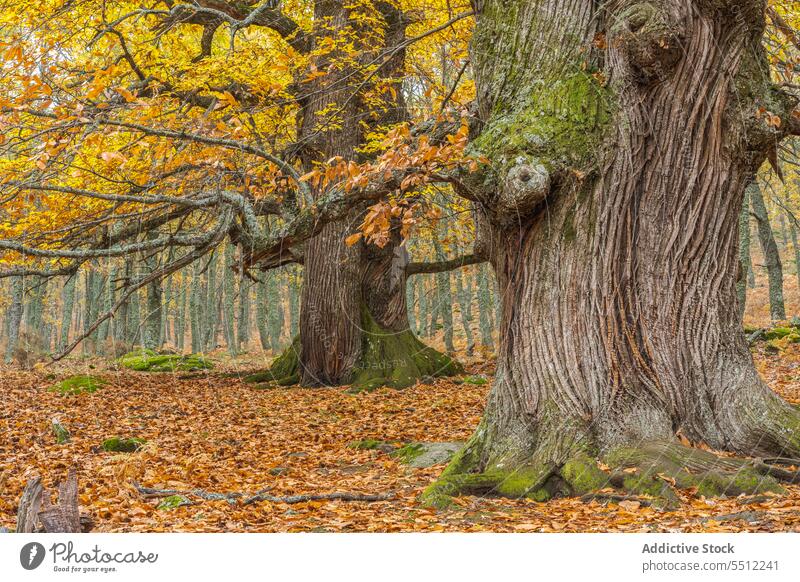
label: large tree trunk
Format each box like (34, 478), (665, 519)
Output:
(259, 1), (462, 390)
(425, 0), (800, 507)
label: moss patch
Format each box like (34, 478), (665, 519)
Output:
(472, 71), (611, 171)
(102, 437), (146, 453)
(52, 420), (70, 444)
(157, 495), (191, 510)
(561, 454), (610, 495)
(118, 349), (213, 372)
(391, 443), (425, 464)
(459, 375), (489, 386)
(50, 375), (107, 395)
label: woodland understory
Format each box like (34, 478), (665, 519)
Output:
(1, 316), (800, 533)
(2, 0), (800, 533)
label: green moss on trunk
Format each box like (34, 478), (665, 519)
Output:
(245, 307), (462, 391)
(348, 305), (463, 392)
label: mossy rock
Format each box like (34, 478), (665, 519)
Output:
(394, 442), (463, 468)
(50, 375), (107, 395)
(118, 349), (213, 372)
(391, 443), (425, 464)
(156, 495), (191, 510)
(347, 439), (397, 453)
(101, 437), (146, 453)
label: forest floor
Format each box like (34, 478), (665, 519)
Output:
(1, 342), (800, 533)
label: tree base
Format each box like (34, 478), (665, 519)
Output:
(243, 337), (301, 387)
(421, 437), (799, 510)
(244, 309), (463, 391)
(348, 306), (463, 392)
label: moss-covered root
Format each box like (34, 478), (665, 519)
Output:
(348, 306), (464, 393)
(243, 336), (300, 387)
(422, 440), (792, 510)
(602, 441), (786, 508)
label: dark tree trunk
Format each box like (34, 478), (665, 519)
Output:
(425, 0), (800, 507)
(265, 1), (462, 390)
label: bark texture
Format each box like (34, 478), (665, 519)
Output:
(278, 1), (462, 389)
(425, 0), (800, 506)
(750, 181), (786, 322)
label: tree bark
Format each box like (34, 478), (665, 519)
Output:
(425, 0), (800, 507)
(751, 182), (786, 322)
(4, 276), (23, 363)
(737, 186), (752, 320)
(267, 1), (462, 390)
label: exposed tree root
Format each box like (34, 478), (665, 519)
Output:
(132, 482), (393, 506)
(243, 336), (301, 387)
(347, 307), (463, 392)
(421, 439), (794, 510)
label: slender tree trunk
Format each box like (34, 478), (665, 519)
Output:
(267, 271), (283, 349)
(454, 266), (475, 356)
(751, 182), (786, 322)
(256, 277), (271, 351)
(97, 265), (116, 345)
(425, 0), (800, 507)
(60, 275), (76, 350)
(4, 276), (23, 363)
(237, 252), (251, 351)
(203, 251), (218, 350)
(190, 261), (203, 353)
(790, 220), (800, 299)
(176, 275), (187, 352)
(477, 264), (494, 351)
(222, 244), (237, 355)
(737, 187), (752, 320)
(432, 233), (455, 353)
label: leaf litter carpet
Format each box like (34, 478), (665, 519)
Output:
(1, 350), (799, 533)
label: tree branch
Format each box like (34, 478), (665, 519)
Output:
(407, 253), (483, 275)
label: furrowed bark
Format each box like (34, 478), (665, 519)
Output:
(425, 0), (800, 506)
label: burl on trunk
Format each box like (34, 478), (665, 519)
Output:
(424, 0), (800, 508)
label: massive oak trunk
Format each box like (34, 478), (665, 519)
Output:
(425, 0), (800, 507)
(255, 1), (462, 390)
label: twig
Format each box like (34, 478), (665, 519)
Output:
(747, 328), (766, 345)
(132, 482), (393, 506)
(133, 482), (243, 504)
(243, 492), (394, 505)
